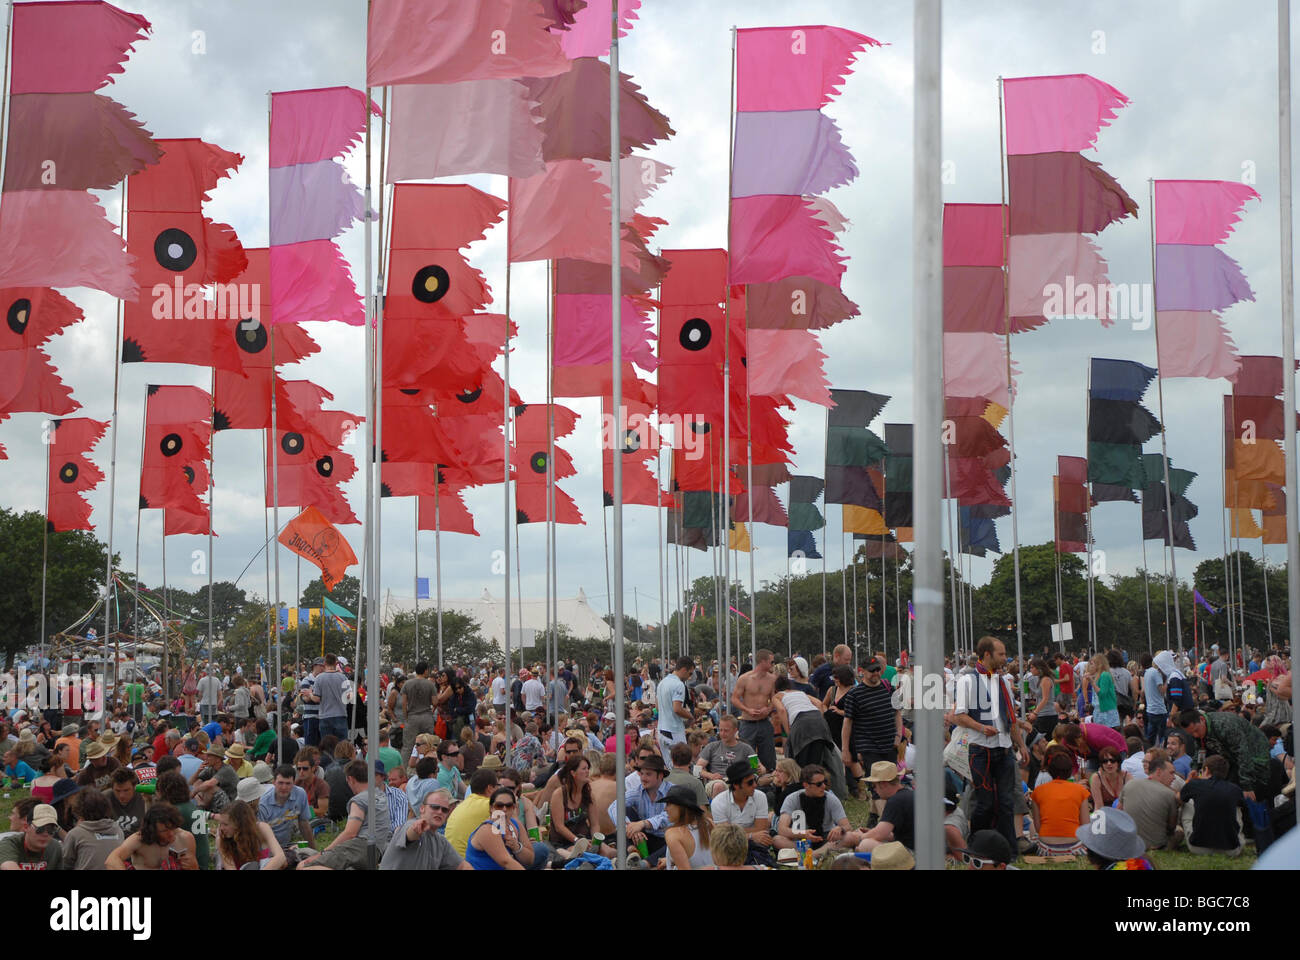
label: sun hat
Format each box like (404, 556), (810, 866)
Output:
(481, 754), (504, 770)
(1075, 808), (1146, 861)
(236, 777), (265, 803)
(870, 842), (915, 870)
(61, 723), (79, 737)
(864, 761), (900, 783)
(225, 743), (247, 759)
(205, 743), (226, 759)
(791, 656), (810, 678)
(98, 733), (120, 748)
(84, 741), (108, 760)
(18, 729), (35, 743)
(251, 761), (274, 784)
(50, 779), (84, 805)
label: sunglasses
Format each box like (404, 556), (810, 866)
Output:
(493, 802), (516, 810)
(743, 776), (758, 786)
(426, 803), (451, 813)
(35, 824), (58, 836)
(445, 750), (460, 757)
(959, 850), (998, 869)
(296, 765), (312, 771)
(806, 779), (828, 788)
(1102, 758), (1119, 764)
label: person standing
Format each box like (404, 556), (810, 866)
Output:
(656, 657), (694, 761)
(314, 654), (349, 744)
(731, 649), (778, 774)
(197, 668), (223, 725)
(840, 658), (900, 783)
(1139, 652), (1166, 747)
(811, 644), (853, 700)
(953, 636), (1027, 853)
(522, 670), (546, 714)
(489, 666), (508, 712)
(402, 662), (436, 742)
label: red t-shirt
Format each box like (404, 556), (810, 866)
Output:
(152, 733), (169, 759)
(1057, 664), (1074, 697)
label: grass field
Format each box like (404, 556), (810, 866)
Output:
(841, 795), (1258, 870)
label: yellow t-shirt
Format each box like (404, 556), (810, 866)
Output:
(445, 793), (491, 857)
(230, 760), (253, 780)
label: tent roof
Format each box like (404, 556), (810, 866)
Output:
(381, 587), (614, 652)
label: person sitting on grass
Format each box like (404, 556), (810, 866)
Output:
(707, 823), (757, 871)
(105, 803), (198, 870)
(1075, 807), (1153, 870)
(1179, 754), (1246, 857)
(1029, 749), (1091, 856)
(774, 763), (863, 859)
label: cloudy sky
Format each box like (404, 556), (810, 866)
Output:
(3, 0), (1295, 642)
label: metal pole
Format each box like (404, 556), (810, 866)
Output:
(209, 370), (217, 672)
(822, 410), (828, 652)
(785, 552), (792, 658)
(1278, 0), (1300, 669)
(912, 0), (944, 872)
(1147, 180), (1185, 654)
(1140, 509), (1153, 652)
(435, 479), (443, 670)
(841, 525), (849, 647)
(997, 77), (1026, 706)
(1085, 362), (1097, 653)
(503, 194), (515, 770)
(610, 0), (627, 868)
(944, 447), (960, 658)
(1261, 538), (1274, 648)
(103, 179), (127, 683)
(40, 425), (49, 658)
(413, 501), (419, 665)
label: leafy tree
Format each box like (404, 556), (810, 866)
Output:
(300, 574), (361, 614)
(382, 609), (496, 670)
(0, 509), (113, 668)
(975, 543), (1090, 655)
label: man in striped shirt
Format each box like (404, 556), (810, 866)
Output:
(841, 659), (902, 785)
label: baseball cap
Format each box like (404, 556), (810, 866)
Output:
(374, 760), (387, 776)
(963, 829), (1013, 866)
(31, 804), (59, 829)
(864, 658), (883, 672)
(791, 656), (810, 678)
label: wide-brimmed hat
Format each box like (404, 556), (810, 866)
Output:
(1075, 808), (1145, 861)
(51, 778), (84, 805)
(17, 729), (35, 743)
(84, 741), (108, 760)
(204, 743), (226, 759)
(225, 743), (247, 759)
(236, 777), (265, 803)
(662, 785), (704, 814)
(865, 761), (900, 784)
(870, 842), (915, 871)
(481, 754), (504, 770)
(98, 733), (120, 748)
(61, 723), (79, 737)
(251, 761), (274, 784)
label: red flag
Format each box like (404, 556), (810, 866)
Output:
(279, 506), (358, 590)
(47, 417), (109, 532)
(416, 488), (479, 536)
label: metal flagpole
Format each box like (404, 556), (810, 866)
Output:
(997, 77), (1025, 703)
(880, 529), (887, 662)
(912, 0), (945, 872)
(208, 369), (217, 671)
(841, 525), (849, 646)
(894, 539), (902, 651)
(610, 0), (628, 868)
(435, 479), (443, 670)
(1261, 538), (1273, 648)
(851, 545), (858, 655)
(944, 447), (960, 659)
(40, 425), (49, 658)
(786, 552), (792, 658)
(546, 258), (555, 721)
(861, 543), (869, 667)
(503, 188), (515, 769)
(1221, 454), (1234, 657)
(822, 409), (828, 652)
(1084, 362), (1097, 652)
(1147, 180), (1185, 654)
(103, 178), (128, 680)
(413, 501), (419, 664)
(1278, 0), (1300, 675)
(161, 516), (169, 698)
(1140, 510), (1154, 652)
(263, 434), (272, 669)
(1235, 521), (1247, 648)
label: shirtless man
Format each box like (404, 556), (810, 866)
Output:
(731, 649), (778, 772)
(105, 803), (198, 870)
(588, 753), (619, 837)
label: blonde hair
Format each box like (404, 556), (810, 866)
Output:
(1088, 654), (1110, 678)
(710, 823), (749, 867)
(775, 758), (801, 782)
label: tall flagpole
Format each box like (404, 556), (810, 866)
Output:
(546, 258), (555, 721)
(503, 195), (515, 769)
(208, 369), (216, 670)
(1085, 363), (1098, 653)
(996, 77), (1025, 703)
(1140, 508), (1153, 651)
(266, 92), (285, 735)
(1147, 180), (1185, 655)
(413, 501), (419, 664)
(103, 179), (128, 678)
(40, 426), (49, 658)
(912, 0), (945, 872)
(1278, 0), (1300, 666)
(610, 0), (628, 868)
(434, 479), (443, 669)
(944, 447), (960, 659)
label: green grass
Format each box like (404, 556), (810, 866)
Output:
(841, 795), (1258, 870)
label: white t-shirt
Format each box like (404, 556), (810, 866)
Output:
(781, 690), (818, 727)
(1121, 752), (1148, 781)
(710, 788), (769, 828)
(657, 674), (687, 736)
(641, 679), (657, 705)
(490, 676), (507, 705)
(522, 678), (546, 710)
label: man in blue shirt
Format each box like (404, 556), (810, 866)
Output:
(608, 754), (672, 864)
(1165, 731), (1193, 780)
(257, 764), (313, 848)
(655, 657), (695, 760)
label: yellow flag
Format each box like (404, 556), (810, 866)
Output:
(842, 505), (888, 535)
(728, 523), (752, 553)
(1230, 508), (1263, 539)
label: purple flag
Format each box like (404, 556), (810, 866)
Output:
(1155, 245), (1255, 312)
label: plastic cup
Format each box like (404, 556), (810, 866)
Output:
(748, 755), (759, 772)
(528, 826), (541, 842)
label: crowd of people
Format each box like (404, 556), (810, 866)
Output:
(1, 635), (1294, 871)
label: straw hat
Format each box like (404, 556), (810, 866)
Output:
(225, 743), (247, 760)
(17, 729), (35, 743)
(870, 842), (915, 871)
(204, 743), (226, 759)
(481, 754), (504, 770)
(98, 733), (120, 748)
(864, 761), (900, 783)
(84, 741), (108, 760)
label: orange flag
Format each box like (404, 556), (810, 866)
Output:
(278, 505), (357, 591)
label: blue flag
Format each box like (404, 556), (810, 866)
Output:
(1193, 590), (1218, 615)
(787, 528), (822, 560)
(416, 577), (430, 600)
(1090, 358), (1157, 402)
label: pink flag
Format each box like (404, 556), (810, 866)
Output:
(0, 347), (78, 415)
(730, 195), (846, 286)
(1008, 233), (1113, 327)
(943, 204), (1005, 267)
(1156, 311), (1240, 380)
(943, 332), (1016, 408)
(587, 157), (672, 219)
(386, 80), (545, 181)
(747, 330), (832, 406)
(10, 0), (150, 94)
(1154, 180), (1260, 245)
(509, 160), (616, 263)
(553, 294), (657, 370)
(367, 0), (570, 86)
(270, 88), (375, 325)
(0, 192), (139, 299)
(735, 26), (881, 112)
(555, 0), (641, 58)
(1002, 74), (1130, 156)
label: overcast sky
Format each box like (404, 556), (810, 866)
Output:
(4, 0), (1296, 641)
